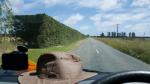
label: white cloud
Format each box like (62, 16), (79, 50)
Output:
(91, 12), (149, 25)
(23, 0), (126, 11)
(77, 0), (100, 9)
(78, 26), (90, 34)
(23, 1), (40, 10)
(9, 0), (41, 14)
(9, 0), (25, 14)
(125, 23), (150, 36)
(63, 13), (84, 26)
(77, 0), (127, 11)
(42, 0), (75, 7)
(79, 26), (89, 31)
(99, 0), (120, 10)
(90, 10), (150, 33)
(132, 0), (150, 7)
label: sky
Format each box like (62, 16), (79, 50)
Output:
(9, 0), (150, 36)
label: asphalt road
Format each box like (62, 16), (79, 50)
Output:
(72, 38), (150, 72)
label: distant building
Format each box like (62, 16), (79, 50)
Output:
(129, 32), (136, 38)
(100, 32), (105, 37)
(107, 32), (111, 37)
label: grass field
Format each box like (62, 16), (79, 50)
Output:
(97, 38), (150, 64)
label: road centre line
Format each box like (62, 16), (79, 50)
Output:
(96, 49), (100, 54)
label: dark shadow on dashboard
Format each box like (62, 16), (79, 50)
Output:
(0, 68), (19, 83)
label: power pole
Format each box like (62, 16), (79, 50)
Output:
(117, 24), (119, 37)
(143, 32), (145, 37)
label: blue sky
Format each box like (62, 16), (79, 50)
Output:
(10, 0), (150, 36)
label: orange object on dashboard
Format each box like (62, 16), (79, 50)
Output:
(28, 60), (36, 71)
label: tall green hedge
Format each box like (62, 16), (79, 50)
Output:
(13, 14), (85, 48)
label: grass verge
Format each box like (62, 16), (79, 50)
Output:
(27, 39), (84, 62)
(97, 38), (150, 64)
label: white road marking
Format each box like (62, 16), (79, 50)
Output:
(96, 49), (100, 54)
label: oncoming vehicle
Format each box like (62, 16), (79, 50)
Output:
(0, 0), (150, 84)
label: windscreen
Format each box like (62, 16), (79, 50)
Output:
(0, 0), (150, 83)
